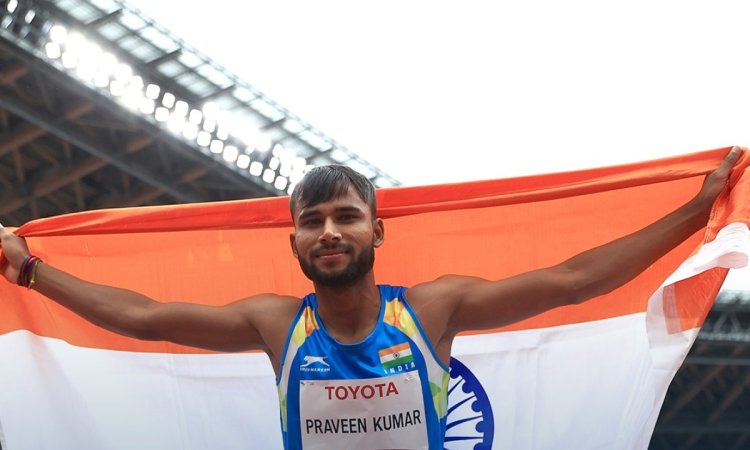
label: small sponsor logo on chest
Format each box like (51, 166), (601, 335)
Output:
(300, 355), (331, 372)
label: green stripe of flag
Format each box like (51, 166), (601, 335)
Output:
(381, 355), (414, 370)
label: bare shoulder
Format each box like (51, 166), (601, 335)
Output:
(404, 275), (484, 346)
(232, 292), (302, 327)
(406, 274), (483, 307)
(231, 293), (302, 358)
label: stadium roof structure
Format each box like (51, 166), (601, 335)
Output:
(0, 1), (748, 449)
(651, 289), (750, 450)
(0, 0), (398, 226)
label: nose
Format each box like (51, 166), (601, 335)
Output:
(319, 218), (342, 244)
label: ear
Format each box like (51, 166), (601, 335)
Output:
(373, 218), (385, 248)
(289, 232), (299, 258)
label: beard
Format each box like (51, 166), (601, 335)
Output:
(298, 242), (375, 287)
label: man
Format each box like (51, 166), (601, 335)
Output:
(0, 147), (744, 449)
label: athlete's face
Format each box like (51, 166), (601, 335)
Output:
(290, 187), (383, 287)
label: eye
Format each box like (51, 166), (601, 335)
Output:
(338, 214), (356, 222)
(301, 218), (322, 227)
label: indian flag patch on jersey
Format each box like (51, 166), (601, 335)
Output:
(379, 342), (414, 371)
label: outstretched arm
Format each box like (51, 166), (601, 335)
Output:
(0, 229), (292, 353)
(411, 147), (744, 336)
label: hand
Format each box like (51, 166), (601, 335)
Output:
(0, 224), (31, 283)
(695, 146), (745, 206)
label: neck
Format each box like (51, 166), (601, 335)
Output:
(313, 271), (381, 344)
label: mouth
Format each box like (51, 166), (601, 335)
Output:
(314, 247), (350, 260)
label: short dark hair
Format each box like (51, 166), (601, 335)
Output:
(290, 165), (376, 219)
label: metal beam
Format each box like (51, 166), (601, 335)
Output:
(686, 355), (750, 366)
(0, 88), (204, 203)
(655, 422), (750, 434)
(0, 101), (92, 157)
(122, 165), (208, 207)
(201, 84), (236, 102)
(661, 346), (745, 422)
(0, 134), (154, 216)
(146, 49), (182, 67)
(86, 9), (122, 28)
(0, 51), (276, 200)
(0, 64), (28, 84)
(707, 370), (750, 423)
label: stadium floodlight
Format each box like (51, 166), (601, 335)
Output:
(139, 98), (155, 115)
(60, 49), (76, 69)
(279, 162), (291, 178)
(121, 77), (147, 111)
(222, 145), (239, 163)
(268, 156), (280, 171)
(71, 40), (102, 80)
(196, 131), (211, 147)
(108, 80), (124, 96)
(236, 154), (251, 169)
(182, 123), (199, 140)
(173, 100), (189, 117)
(44, 42), (61, 59)
(202, 118), (216, 133)
(216, 124), (229, 141)
(145, 84), (160, 100)
(166, 113), (187, 134)
(97, 52), (118, 81)
(154, 106), (169, 122)
(262, 168), (275, 184)
(23, 9), (34, 23)
(274, 176), (288, 191)
(161, 92), (176, 109)
(6, 0), (18, 14)
(209, 139), (224, 154)
(49, 24), (67, 43)
(188, 109), (202, 125)
(93, 71), (109, 88)
(26, 17), (323, 192)
(113, 63), (132, 84)
(249, 161), (263, 176)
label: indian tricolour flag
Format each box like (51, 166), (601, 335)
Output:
(0, 148), (748, 449)
(379, 342), (414, 371)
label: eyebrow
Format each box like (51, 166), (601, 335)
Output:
(297, 205), (363, 221)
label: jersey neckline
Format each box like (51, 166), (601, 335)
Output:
(310, 285), (390, 351)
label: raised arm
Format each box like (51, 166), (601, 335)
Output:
(0, 229), (295, 354)
(410, 147), (744, 336)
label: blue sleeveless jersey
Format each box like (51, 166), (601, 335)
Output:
(276, 285), (450, 449)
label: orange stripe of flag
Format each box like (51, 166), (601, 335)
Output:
(378, 342), (410, 358)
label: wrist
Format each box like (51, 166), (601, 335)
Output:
(17, 255), (43, 289)
(684, 195), (714, 227)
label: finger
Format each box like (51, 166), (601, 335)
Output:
(723, 146), (743, 167)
